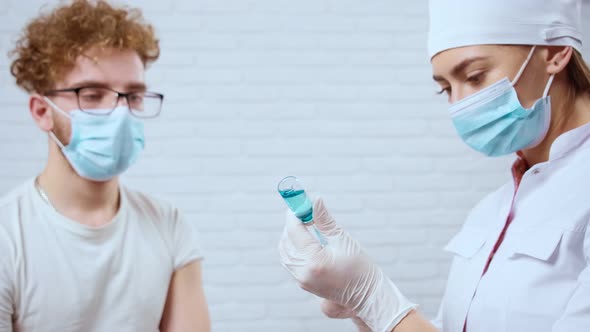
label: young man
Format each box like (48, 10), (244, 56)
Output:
(0, 1), (210, 331)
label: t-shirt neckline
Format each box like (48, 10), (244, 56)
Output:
(28, 177), (128, 239)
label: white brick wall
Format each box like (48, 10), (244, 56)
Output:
(0, 1), (588, 331)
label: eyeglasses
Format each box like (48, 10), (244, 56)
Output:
(45, 86), (164, 118)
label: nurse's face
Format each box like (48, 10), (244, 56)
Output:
(431, 45), (550, 107)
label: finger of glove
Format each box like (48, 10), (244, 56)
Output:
(312, 197), (343, 237)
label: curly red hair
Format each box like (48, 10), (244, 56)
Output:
(9, 0), (160, 93)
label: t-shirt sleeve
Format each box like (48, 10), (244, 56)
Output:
(0, 247), (13, 332)
(171, 208), (204, 271)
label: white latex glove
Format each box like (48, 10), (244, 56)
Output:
(278, 198), (418, 332)
(321, 299), (372, 332)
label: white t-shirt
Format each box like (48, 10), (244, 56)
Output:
(0, 179), (203, 332)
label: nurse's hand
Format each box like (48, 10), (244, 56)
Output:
(278, 198), (417, 332)
(321, 300), (371, 332)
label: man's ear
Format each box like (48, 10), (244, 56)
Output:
(29, 94), (54, 132)
(544, 46), (573, 75)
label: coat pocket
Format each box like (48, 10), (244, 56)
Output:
(509, 226), (563, 261)
(444, 227), (489, 258)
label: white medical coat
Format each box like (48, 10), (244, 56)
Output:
(433, 122), (590, 332)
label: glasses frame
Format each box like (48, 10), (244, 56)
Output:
(45, 86), (164, 118)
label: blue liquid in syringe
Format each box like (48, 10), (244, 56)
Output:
(279, 189), (313, 223)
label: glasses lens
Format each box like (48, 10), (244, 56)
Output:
(130, 92), (162, 118)
(78, 87), (118, 114)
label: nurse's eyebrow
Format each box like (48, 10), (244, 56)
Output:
(432, 56), (490, 82)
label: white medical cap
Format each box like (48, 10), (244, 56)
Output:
(428, 0), (583, 59)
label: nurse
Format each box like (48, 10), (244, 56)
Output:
(278, 1), (590, 331)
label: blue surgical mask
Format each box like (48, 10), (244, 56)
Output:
(449, 46), (555, 157)
(44, 98), (145, 181)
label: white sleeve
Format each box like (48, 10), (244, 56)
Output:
(0, 252), (13, 332)
(552, 224), (590, 331)
(171, 208), (203, 271)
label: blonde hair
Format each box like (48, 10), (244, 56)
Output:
(567, 50), (590, 97)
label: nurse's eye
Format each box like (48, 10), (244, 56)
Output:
(436, 87), (450, 96)
(466, 72), (485, 86)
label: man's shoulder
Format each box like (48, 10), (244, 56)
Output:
(121, 184), (179, 221)
(0, 179), (34, 221)
(121, 185), (192, 255)
(0, 179), (34, 211)
(0, 180), (33, 261)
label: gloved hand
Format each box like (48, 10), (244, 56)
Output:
(321, 299), (372, 332)
(278, 198), (418, 332)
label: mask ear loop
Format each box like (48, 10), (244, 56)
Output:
(543, 74), (555, 98)
(48, 132), (66, 149)
(43, 97), (70, 118)
(511, 45), (537, 86)
(43, 97), (69, 149)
